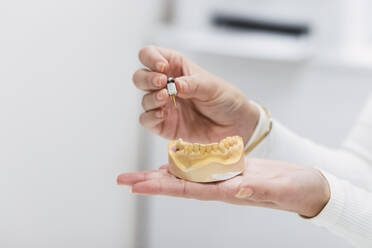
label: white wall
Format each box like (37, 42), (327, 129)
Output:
(0, 1), (163, 247)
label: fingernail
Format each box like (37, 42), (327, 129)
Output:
(153, 77), (161, 88)
(235, 187), (253, 199)
(156, 62), (166, 73)
(155, 75), (166, 88)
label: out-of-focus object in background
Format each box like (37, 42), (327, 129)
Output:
(157, 0), (372, 66)
(157, 0), (314, 62)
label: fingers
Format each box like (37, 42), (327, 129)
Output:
(118, 167), (261, 203)
(175, 75), (220, 101)
(131, 177), (222, 201)
(139, 109), (165, 131)
(138, 46), (169, 73)
(133, 69), (167, 91)
(117, 169), (169, 186)
(141, 89), (169, 111)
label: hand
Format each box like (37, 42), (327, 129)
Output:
(117, 159), (330, 218)
(133, 45), (259, 144)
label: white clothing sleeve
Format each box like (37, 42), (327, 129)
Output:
(249, 95), (372, 248)
(309, 171), (372, 247)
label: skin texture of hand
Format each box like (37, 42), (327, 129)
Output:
(133, 45), (259, 145)
(117, 159), (330, 218)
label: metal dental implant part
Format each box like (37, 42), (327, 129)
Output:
(167, 77), (177, 108)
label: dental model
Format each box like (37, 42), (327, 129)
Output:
(168, 136), (245, 182)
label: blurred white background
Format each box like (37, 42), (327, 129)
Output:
(0, 0), (372, 248)
(0, 1), (162, 247)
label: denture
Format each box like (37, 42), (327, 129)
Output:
(168, 136), (245, 182)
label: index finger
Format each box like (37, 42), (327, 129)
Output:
(131, 177), (222, 201)
(138, 45), (169, 73)
(117, 168), (169, 186)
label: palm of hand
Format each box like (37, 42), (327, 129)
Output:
(117, 158), (329, 217)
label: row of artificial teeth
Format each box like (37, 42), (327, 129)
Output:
(175, 137), (240, 154)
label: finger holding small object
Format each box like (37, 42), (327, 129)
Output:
(138, 45), (169, 73)
(141, 89), (169, 111)
(132, 69), (167, 91)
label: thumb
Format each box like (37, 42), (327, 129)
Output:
(175, 75), (219, 101)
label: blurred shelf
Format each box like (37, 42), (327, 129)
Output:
(153, 25), (313, 63)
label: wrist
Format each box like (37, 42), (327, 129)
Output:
(301, 169), (331, 218)
(313, 169), (331, 216)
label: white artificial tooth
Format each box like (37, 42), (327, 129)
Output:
(176, 140), (181, 150)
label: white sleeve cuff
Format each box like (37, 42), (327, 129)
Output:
(245, 101), (270, 148)
(307, 170), (372, 247)
(244, 101), (272, 157)
(308, 171), (345, 227)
